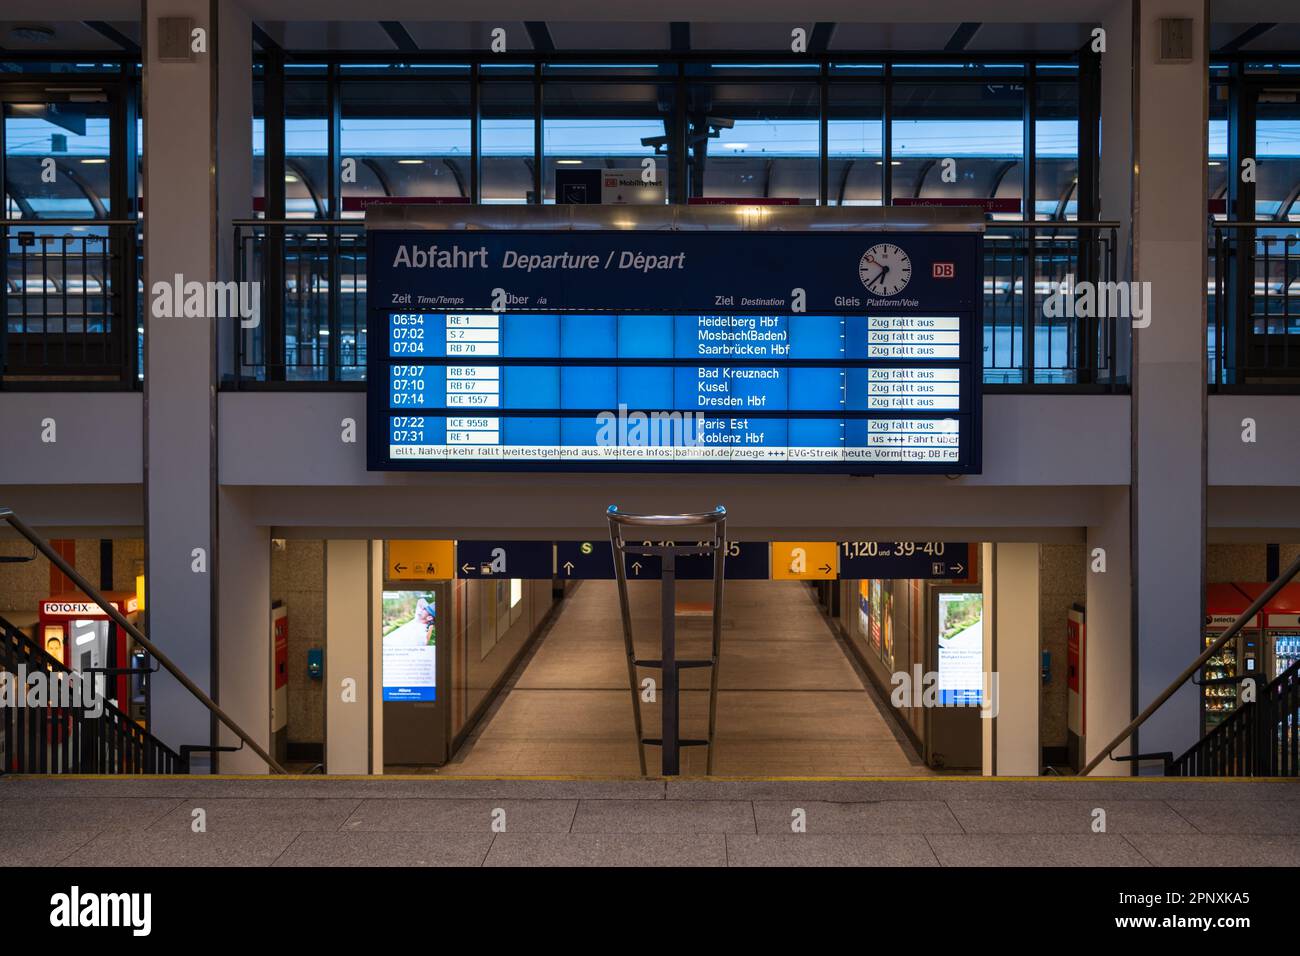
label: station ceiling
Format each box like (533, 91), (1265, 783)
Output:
(4, 13), (1300, 56)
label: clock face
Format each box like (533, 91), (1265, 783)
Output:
(858, 243), (912, 297)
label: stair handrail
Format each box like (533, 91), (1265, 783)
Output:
(1, 612), (184, 772)
(1169, 656), (1300, 776)
(1081, 550), (1300, 775)
(0, 507), (287, 774)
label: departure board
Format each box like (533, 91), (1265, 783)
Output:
(366, 228), (982, 474)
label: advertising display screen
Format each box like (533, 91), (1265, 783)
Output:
(381, 591), (437, 702)
(936, 591), (984, 706)
(367, 227), (982, 474)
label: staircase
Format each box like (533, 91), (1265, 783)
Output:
(1084, 547), (1300, 777)
(1, 613), (184, 774)
(1169, 658), (1300, 776)
(0, 506), (285, 775)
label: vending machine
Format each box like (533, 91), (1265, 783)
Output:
(1235, 582), (1300, 681)
(1202, 584), (1260, 735)
(37, 592), (149, 725)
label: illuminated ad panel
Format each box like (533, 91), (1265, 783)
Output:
(366, 229), (981, 474)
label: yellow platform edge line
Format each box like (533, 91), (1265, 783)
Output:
(2, 773), (1296, 783)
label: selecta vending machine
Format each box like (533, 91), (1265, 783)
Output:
(1234, 582), (1300, 683)
(37, 591), (149, 726)
(1202, 584), (1261, 736)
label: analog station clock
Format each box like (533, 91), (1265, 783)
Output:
(858, 243), (913, 297)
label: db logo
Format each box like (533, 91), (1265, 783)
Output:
(932, 262), (956, 278)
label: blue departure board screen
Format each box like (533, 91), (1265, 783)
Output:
(366, 229), (982, 474)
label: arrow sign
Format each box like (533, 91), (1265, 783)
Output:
(837, 542), (971, 580)
(455, 541), (555, 579)
(387, 540), (454, 581)
(553, 541), (662, 579)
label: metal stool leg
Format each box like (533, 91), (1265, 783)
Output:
(706, 526), (726, 775)
(607, 506), (727, 779)
(609, 522), (647, 776)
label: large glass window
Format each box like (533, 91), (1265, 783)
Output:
(891, 80), (1025, 219)
(340, 79), (471, 216)
(687, 81), (819, 202)
(827, 82), (884, 206)
(482, 79), (535, 204)
(284, 73), (328, 219)
(1255, 90), (1300, 221)
(1035, 77), (1079, 220)
(237, 53), (1096, 389)
(4, 99), (113, 218)
(1209, 79), (1229, 219)
(542, 80), (673, 203)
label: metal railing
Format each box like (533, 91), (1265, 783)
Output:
(0, 507), (287, 774)
(1170, 658), (1300, 777)
(1, 613), (182, 774)
(1210, 220), (1300, 388)
(232, 217), (1125, 390)
(1082, 549), (1300, 776)
(982, 221), (1122, 389)
(608, 505), (726, 777)
(1, 219), (141, 388)
(233, 219), (366, 385)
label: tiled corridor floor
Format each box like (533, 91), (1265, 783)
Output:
(440, 579), (927, 776)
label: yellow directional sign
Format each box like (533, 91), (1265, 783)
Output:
(387, 540), (455, 581)
(770, 541), (838, 580)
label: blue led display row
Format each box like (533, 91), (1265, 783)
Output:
(389, 364), (963, 413)
(389, 312), (960, 361)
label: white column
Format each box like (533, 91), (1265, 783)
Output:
(1128, 0), (1208, 763)
(216, 488), (271, 773)
(370, 540), (385, 774)
(325, 540), (372, 774)
(983, 543), (1041, 776)
(1086, 486), (1134, 774)
(141, 0), (251, 761)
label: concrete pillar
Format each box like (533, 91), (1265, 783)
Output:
(1128, 0), (1208, 763)
(982, 543), (1041, 775)
(215, 488), (271, 773)
(370, 540), (385, 774)
(141, 0), (251, 761)
(1086, 486), (1134, 774)
(325, 540), (371, 774)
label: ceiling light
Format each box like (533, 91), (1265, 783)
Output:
(556, 159), (583, 165)
(396, 159), (425, 165)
